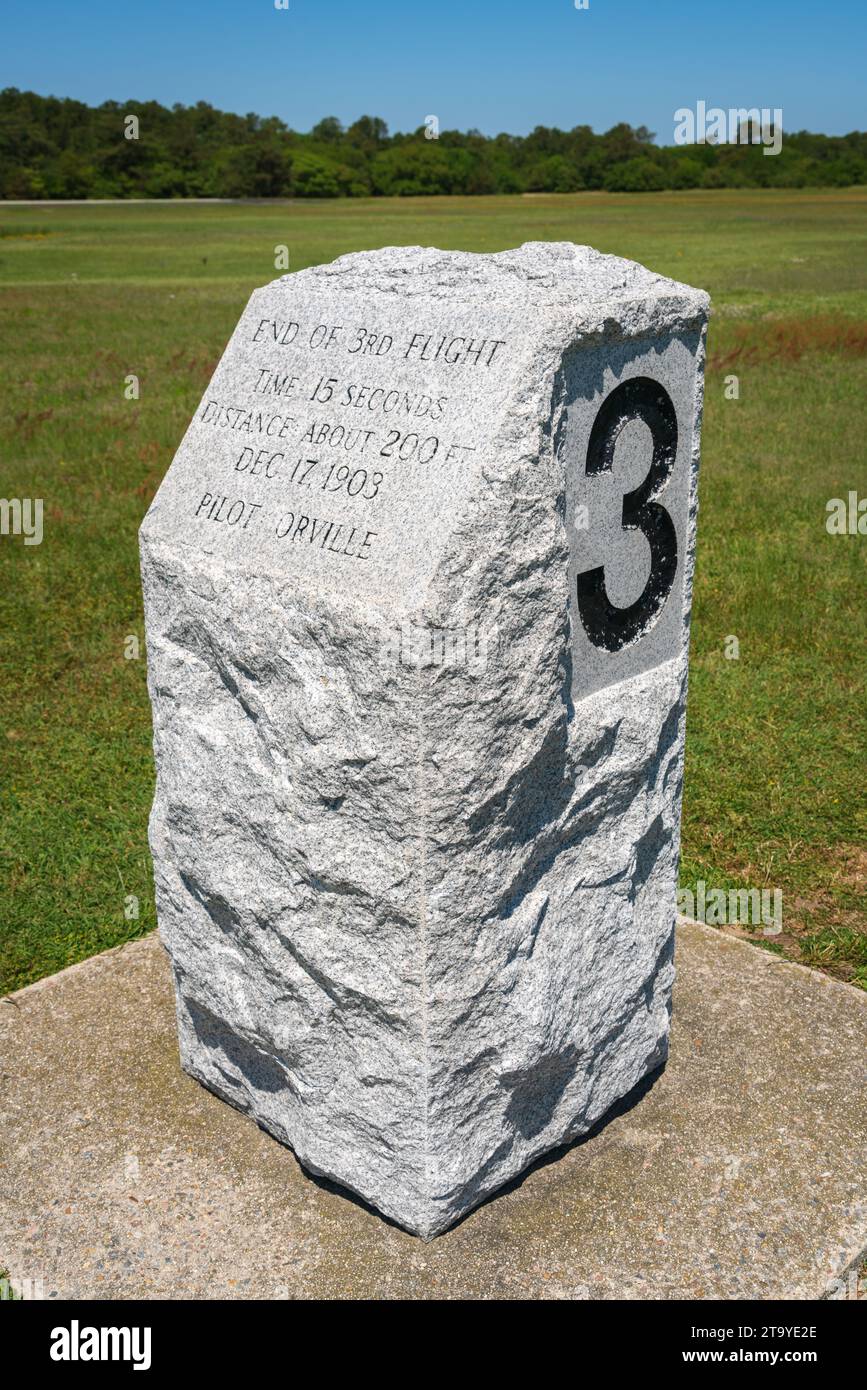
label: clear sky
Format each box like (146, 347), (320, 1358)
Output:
(2, 0), (864, 138)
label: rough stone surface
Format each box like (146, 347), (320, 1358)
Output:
(1, 924), (864, 1300)
(139, 243), (709, 1236)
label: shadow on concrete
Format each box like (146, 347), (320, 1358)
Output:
(446, 1061), (666, 1234)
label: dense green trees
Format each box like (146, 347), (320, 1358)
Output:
(1, 89), (864, 199)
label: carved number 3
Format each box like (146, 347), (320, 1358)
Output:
(575, 376), (679, 652)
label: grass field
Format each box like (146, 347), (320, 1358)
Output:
(1, 189), (865, 993)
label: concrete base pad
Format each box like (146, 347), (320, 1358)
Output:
(1, 921), (864, 1300)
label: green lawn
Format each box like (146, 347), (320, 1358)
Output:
(1, 190), (865, 992)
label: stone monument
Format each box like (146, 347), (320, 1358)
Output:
(140, 242), (708, 1237)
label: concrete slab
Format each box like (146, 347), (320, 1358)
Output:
(0, 921), (864, 1300)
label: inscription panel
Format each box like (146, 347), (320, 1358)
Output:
(145, 282), (526, 608)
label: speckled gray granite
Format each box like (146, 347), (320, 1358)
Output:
(139, 243), (709, 1236)
(1, 924), (864, 1300)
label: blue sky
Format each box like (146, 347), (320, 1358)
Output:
(2, 0), (864, 138)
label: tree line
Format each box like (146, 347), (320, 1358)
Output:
(1, 88), (865, 199)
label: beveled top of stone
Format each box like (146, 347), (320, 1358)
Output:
(140, 242), (708, 611)
(285, 241), (708, 320)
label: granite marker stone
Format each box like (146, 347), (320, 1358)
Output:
(140, 242), (709, 1237)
